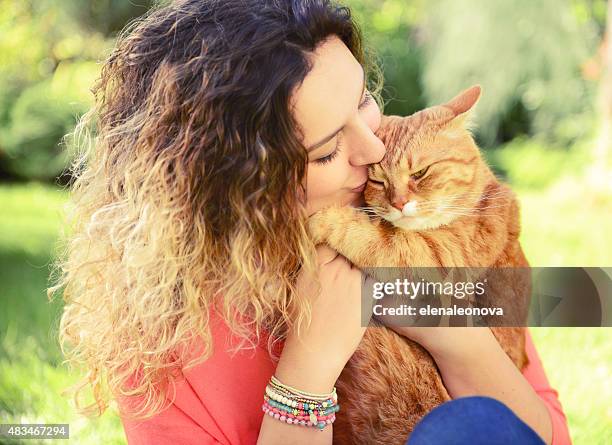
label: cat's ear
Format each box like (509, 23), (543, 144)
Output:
(375, 114), (403, 141)
(443, 85), (481, 130)
(379, 114), (402, 128)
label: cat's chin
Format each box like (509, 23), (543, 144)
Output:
(389, 217), (440, 231)
(384, 213), (456, 231)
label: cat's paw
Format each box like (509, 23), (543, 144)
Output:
(306, 205), (347, 244)
(306, 210), (331, 244)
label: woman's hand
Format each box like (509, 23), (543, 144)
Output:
(376, 322), (553, 444)
(379, 324), (494, 360)
(258, 245), (374, 444)
(273, 244), (374, 394)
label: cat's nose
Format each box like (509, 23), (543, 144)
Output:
(391, 196), (418, 216)
(391, 196), (407, 211)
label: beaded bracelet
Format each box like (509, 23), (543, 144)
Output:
(268, 380), (337, 406)
(268, 376), (338, 409)
(262, 375), (340, 431)
(262, 392), (339, 429)
(270, 376), (338, 401)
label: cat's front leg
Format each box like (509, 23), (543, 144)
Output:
(307, 204), (371, 245)
(307, 205), (396, 268)
(307, 205), (450, 290)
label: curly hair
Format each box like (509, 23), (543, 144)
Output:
(48, 0), (384, 421)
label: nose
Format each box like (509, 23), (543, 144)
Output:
(349, 130), (385, 166)
(391, 195), (418, 216)
(391, 195), (407, 210)
(348, 109), (386, 166)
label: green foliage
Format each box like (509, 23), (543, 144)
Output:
(485, 137), (592, 190)
(0, 337), (126, 445)
(420, 0), (598, 146)
(350, 0), (428, 115)
(0, 183), (126, 444)
(1, 61), (98, 180)
(1, 0), (607, 179)
(571, 0), (609, 34)
(530, 328), (612, 445)
(62, 0), (155, 35)
(0, 0), (152, 181)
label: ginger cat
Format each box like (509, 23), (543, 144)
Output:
(307, 86), (531, 444)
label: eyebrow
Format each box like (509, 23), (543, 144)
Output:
(306, 66), (366, 152)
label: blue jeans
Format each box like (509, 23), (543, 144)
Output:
(406, 396), (547, 445)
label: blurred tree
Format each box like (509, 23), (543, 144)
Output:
(350, 0), (428, 116)
(0, 61), (99, 180)
(571, 0), (609, 34)
(420, 0), (598, 147)
(1, 0), (607, 180)
(62, 0), (156, 35)
(587, 0), (612, 190)
(0, 0), (154, 181)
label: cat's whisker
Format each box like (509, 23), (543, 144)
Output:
(442, 207), (510, 215)
(433, 205), (507, 213)
(357, 206), (387, 214)
(358, 206), (386, 211)
(414, 194), (513, 209)
(423, 190), (512, 203)
(438, 211), (478, 216)
(439, 210), (505, 215)
(434, 204), (510, 210)
(360, 209), (381, 215)
(356, 206), (388, 218)
(437, 212), (506, 222)
(412, 195), (509, 207)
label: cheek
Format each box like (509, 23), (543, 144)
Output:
(304, 161), (352, 214)
(306, 162), (346, 200)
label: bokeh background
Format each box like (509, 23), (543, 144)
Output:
(1, 0), (611, 443)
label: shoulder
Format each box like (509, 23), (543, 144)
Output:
(117, 308), (283, 444)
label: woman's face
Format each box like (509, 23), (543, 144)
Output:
(291, 35), (386, 216)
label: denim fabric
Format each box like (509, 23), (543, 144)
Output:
(405, 396), (547, 445)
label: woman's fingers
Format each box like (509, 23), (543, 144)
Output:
(314, 244), (340, 266)
(361, 272), (379, 323)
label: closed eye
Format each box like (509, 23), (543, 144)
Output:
(368, 178), (385, 188)
(411, 166), (429, 180)
(359, 91), (373, 110)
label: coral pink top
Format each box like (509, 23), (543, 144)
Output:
(118, 308), (571, 445)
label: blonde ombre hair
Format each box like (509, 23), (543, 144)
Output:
(48, 0), (384, 421)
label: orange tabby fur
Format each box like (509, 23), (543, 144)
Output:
(307, 86), (531, 444)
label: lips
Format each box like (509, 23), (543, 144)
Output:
(350, 181), (368, 193)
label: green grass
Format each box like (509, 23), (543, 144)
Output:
(515, 160), (612, 443)
(0, 183), (125, 445)
(0, 140), (610, 444)
(530, 327), (612, 445)
(489, 136), (612, 267)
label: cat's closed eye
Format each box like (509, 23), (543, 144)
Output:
(411, 166), (429, 180)
(368, 178), (385, 188)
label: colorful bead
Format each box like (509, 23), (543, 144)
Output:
(263, 377), (339, 431)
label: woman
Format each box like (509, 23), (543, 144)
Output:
(49, 0), (571, 444)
